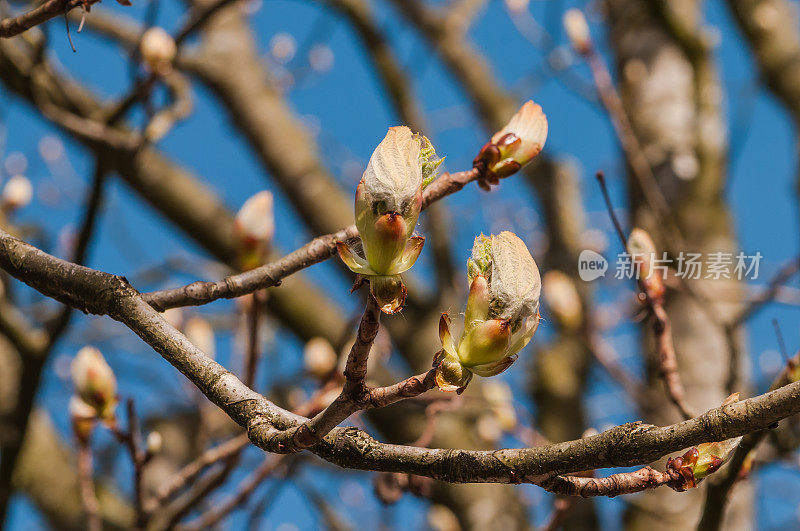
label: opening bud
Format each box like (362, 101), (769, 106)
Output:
(340, 126), (433, 313)
(434, 232), (541, 391)
(473, 101), (548, 187)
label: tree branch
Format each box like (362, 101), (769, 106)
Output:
(0, 0), (100, 38)
(141, 168), (480, 311)
(2, 227), (800, 491)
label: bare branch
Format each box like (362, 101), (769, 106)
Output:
(0, 0), (101, 38)
(2, 228), (800, 490)
(141, 168), (480, 312)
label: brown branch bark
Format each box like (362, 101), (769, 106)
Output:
(141, 168), (479, 311)
(1, 227), (799, 491)
(538, 467), (682, 497)
(0, 0), (100, 38)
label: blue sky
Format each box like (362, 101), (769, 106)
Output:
(3, 0), (799, 528)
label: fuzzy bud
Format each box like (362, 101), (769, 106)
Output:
(474, 101), (548, 187)
(140, 27), (177, 75)
(235, 191), (275, 270)
(563, 9), (592, 54)
(482, 381), (517, 431)
(435, 232), (541, 391)
(303, 337), (338, 379)
(339, 126), (431, 313)
(71, 347), (117, 421)
(2, 175), (33, 210)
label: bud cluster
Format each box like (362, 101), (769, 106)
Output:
(435, 232), (541, 392)
(337, 126), (442, 313)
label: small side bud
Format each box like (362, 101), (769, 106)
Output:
(303, 337), (338, 379)
(474, 101), (548, 187)
(71, 346), (117, 421)
(563, 9), (592, 54)
(666, 393), (743, 490)
(627, 227), (665, 302)
(146, 431), (163, 454)
(234, 191), (275, 270)
(2, 175), (33, 211)
(140, 27), (177, 75)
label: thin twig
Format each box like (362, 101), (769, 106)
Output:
(179, 456), (294, 529)
(76, 435), (101, 531)
(0, 0), (101, 38)
(596, 172), (695, 419)
(141, 168), (481, 312)
(6, 228), (800, 490)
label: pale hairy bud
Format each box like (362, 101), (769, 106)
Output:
(235, 191), (275, 247)
(146, 431), (163, 454)
(469, 231), (541, 328)
(340, 127), (431, 313)
(140, 27), (177, 75)
(627, 227), (664, 300)
(627, 227), (657, 259)
(303, 337), (338, 379)
(563, 9), (592, 54)
(2, 175), (33, 210)
(362, 126), (422, 215)
(71, 346), (117, 421)
(542, 270), (582, 329)
(184, 316), (216, 359)
(436, 231), (541, 391)
(235, 191), (274, 242)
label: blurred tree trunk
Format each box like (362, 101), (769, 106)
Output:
(606, 1), (753, 529)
